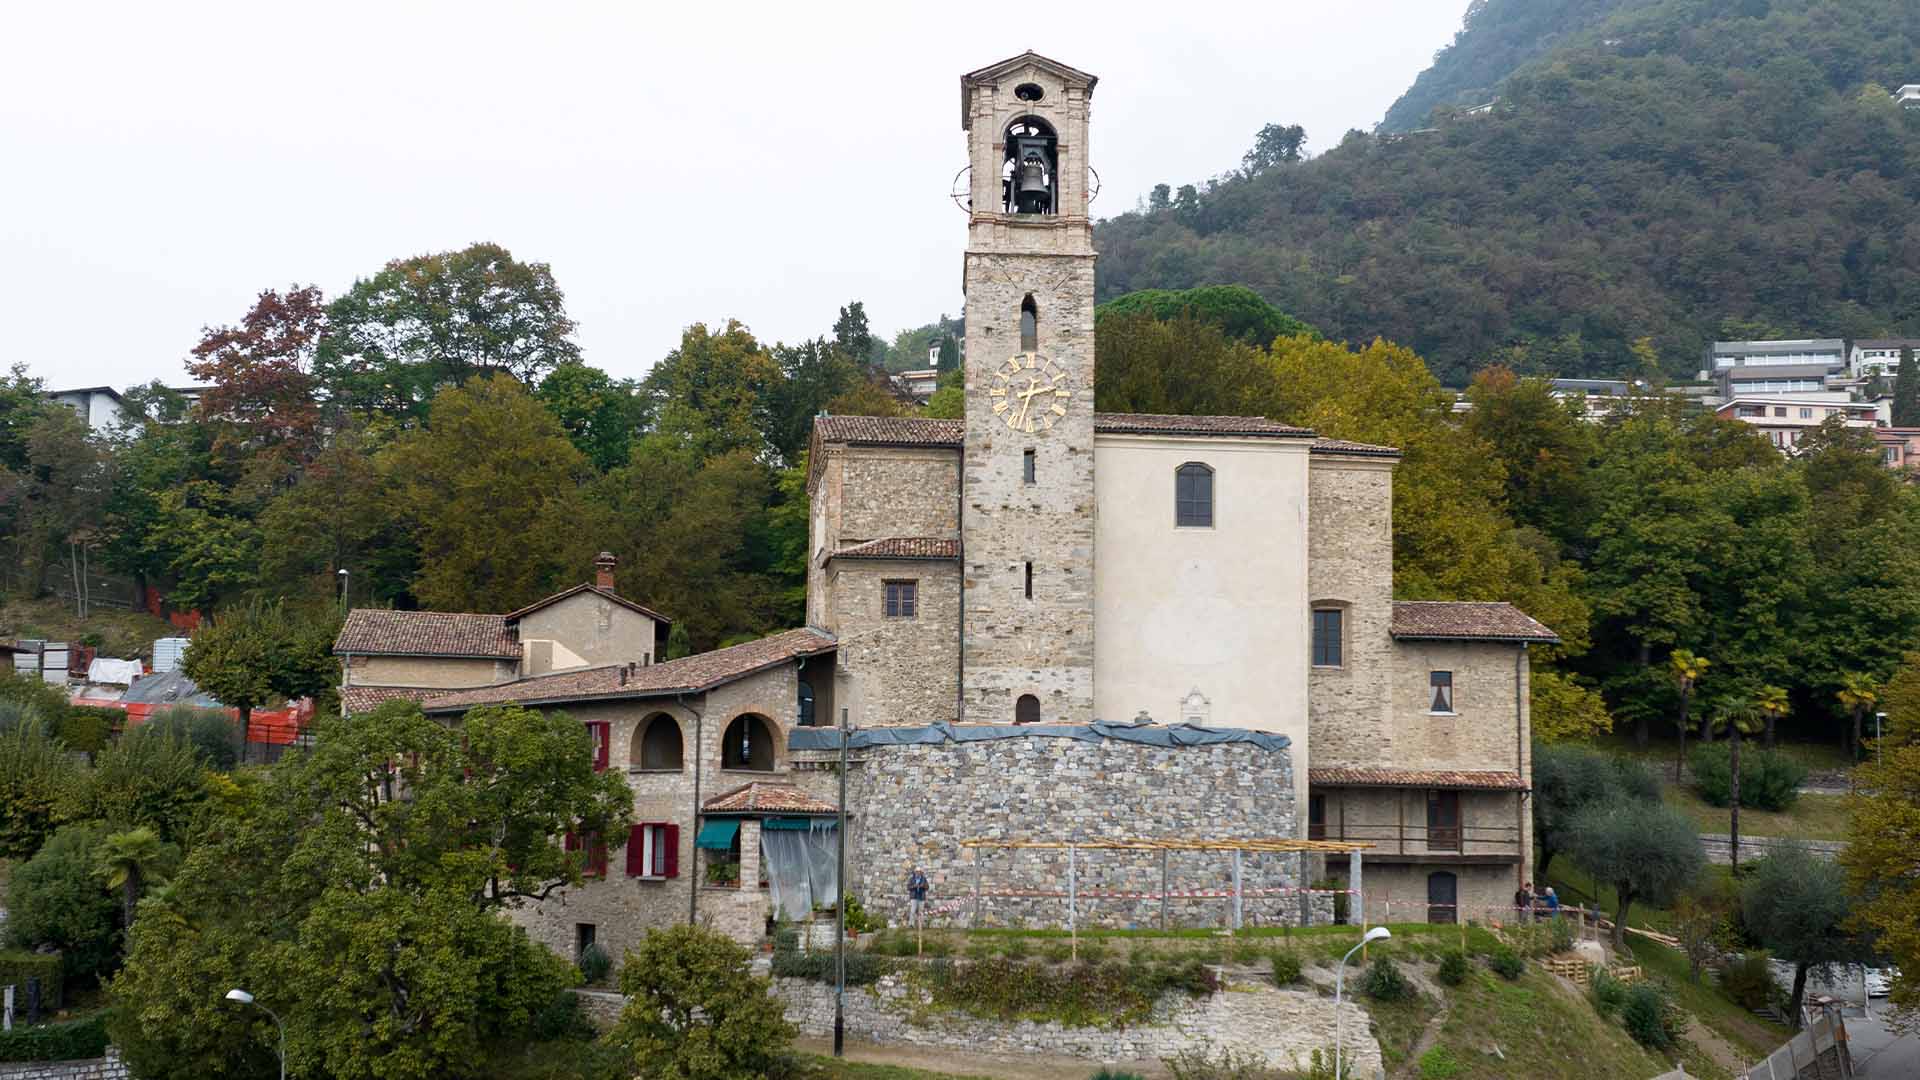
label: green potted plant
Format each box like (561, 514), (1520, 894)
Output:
(706, 861), (741, 887)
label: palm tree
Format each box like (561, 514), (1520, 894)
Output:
(1757, 684), (1790, 750)
(1707, 700), (1766, 875)
(92, 827), (177, 929)
(1836, 673), (1879, 762)
(1669, 649), (1710, 783)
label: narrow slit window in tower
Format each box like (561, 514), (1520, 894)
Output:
(1024, 561), (1034, 599)
(1023, 448), (1036, 484)
(1020, 295), (1038, 353)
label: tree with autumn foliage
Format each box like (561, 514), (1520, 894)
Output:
(186, 285), (327, 485)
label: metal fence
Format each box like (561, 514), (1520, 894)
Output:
(1743, 1004), (1851, 1080)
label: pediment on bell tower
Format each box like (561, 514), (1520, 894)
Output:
(959, 51), (1098, 129)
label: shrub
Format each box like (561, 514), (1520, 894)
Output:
(1689, 744), (1806, 811)
(1092, 1071), (1147, 1080)
(1270, 948), (1302, 986)
(1436, 950), (1469, 986)
(0, 1014), (108, 1062)
(1042, 940), (1074, 963)
(141, 707), (240, 772)
(1361, 956), (1414, 1002)
(1077, 938), (1112, 964)
(0, 722), (82, 860)
(922, 956), (1217, 1028)
(4, 823), (116, 985)
(1163, 1047), (1291, 1079)
(528, 991), (594, 1042)
(576, 942), (611, 985)
(614, 924), (794, 1080)
(770, 946), (892, 986)
(68, 728), (206, 842)
(0, 676), (72, 731)
(1549, 915), (1575, 954)
(0, 951), (64, 1013)
(1418, 1046), (1465, 1079)
(1591, 968), (1628, 1018)
(841, 893), (878, 934)
(1002, 937), (1031, 959)
(1622, 980), (1681, 1049)
(57, 707), (119, 756)
(1719, 952), (1777, 1011)
(1488, 946), (1525, 981)
(772, 925), (799, 954)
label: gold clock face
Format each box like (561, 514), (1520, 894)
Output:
(988, 352), (1072, 434)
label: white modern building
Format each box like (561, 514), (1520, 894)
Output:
(46, 387), (131, 435)
(1717, 396), (1879, 451)
(1849, 340), (1920, 380)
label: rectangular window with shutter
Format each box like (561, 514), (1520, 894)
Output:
(586, 722), (610, 772)
(626, 822), (680, 879)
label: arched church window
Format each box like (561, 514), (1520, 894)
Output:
(1175, 462), (1214, 527)
(1015, 694), (1040, 725)
(1020, 295), (1039, 353)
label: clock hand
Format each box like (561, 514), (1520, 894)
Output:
(1016, 377), (1046, 429)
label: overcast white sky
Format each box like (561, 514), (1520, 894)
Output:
(0, 1), (1467, 391)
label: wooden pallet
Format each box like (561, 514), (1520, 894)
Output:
(1543, 956), (1593, 987)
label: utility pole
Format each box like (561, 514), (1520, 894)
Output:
(834, 705), (849, 1057)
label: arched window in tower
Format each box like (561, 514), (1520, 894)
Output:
(1015, 694), (1041, 725)
(1020, 295), (1039, 353)
(720, 714), (777, 771)
(1001, 117), (1057, 215)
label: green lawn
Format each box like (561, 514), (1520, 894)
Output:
(1425, 965), (1715, 1080)
(1596, 730), (1856, 776)
(1661, 785), (1852, 841)
(800, 1057), (999, 1080)
(1626, 937), (1790, 1064)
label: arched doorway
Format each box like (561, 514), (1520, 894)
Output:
(1427, 871), (1458, 925)
(721, 714), (777, 772)
(634, 713), (683, 771)
(1015, 694), (1040, 724)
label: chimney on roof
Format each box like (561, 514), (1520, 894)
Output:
(594, 551), (617, 590)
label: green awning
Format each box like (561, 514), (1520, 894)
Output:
(763, 817), (836, 831)
(695, 819), (740, 849)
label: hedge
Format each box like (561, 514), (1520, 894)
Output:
(0, 1014), (107, 1062)
(0, 950), (64, 1011)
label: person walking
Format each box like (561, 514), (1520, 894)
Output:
(907, 865), (930, 929)
(1514, 881), (1533, 924)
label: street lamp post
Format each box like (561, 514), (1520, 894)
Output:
(1335, 927), (1392, 1078)
(225, 989), (284, 1080)
(1875, 711), (1886, 767)
(337, 568), (349, 617)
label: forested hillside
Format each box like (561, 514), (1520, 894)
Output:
(1098, 0), (1920, 385)
(1379, 0), (1630, 134)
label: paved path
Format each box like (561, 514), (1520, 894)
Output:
(1846, 1012), (1920, 1077)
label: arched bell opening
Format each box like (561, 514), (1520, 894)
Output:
(1001, 116), (1058, 215)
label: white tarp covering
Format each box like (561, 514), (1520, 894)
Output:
(761, 820), (840, 922)
(85, 658), (145, 686)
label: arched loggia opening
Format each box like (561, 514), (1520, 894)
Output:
(720, 713), (778, 772)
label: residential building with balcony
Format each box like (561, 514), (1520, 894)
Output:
(1716, 397), (1879, 452)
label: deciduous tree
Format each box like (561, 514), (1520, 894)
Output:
(1567, 797), (1705, 948)
(180, 600), (339, 750)
(612, 923), (796, 1080)
(1840, 743), (1920, 1020)
(1742, 845), (1861, 1025)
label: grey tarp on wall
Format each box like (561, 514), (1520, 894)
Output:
(789, 719), (1290, 754)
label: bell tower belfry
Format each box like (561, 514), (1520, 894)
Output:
(959, 52), (1098, 725)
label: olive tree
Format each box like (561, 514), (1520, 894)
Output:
(1567, 797), (1706, 948)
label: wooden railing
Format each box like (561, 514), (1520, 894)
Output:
(1309, 823), (1523, 857)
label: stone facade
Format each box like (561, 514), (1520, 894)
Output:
(1305, 455), (1397, 771)
(960, 54), (1100, 726)
(1388, 640), (1531, 775)
(773, 974), (1383, 1079)
(825, 560), (960, 725)
(787, 732), (1301, 930)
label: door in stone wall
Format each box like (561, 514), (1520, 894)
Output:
(1427, 871), (1457, 924)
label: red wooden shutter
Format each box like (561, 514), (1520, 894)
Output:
(661, 823), (679, 878)
(589, 723), (610, 771)
(626, 824), (647, 877)
(564, 831), (580, 853)
(589, 833), (608, 877)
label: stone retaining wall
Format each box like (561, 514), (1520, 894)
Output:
(793, 733), (1307, 931)
(1698, 834), (1845, 866)
(0, 1050), (127, 1080)
(772, 974), (1383, 1078)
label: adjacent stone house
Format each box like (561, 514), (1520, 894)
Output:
(333, 553), (670, 715)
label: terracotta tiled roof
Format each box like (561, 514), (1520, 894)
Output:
(420, 627), (837, 712)
(1093, 412), (1314, 438)
(334, 610), (520, 659)
(702, 781), (838, 815)
(1390, 601), (1560, 644)
(341, 685), (440, 714)
(1310, 767), (1529, 791)
(829, 537), (960, 561)
(1311, 438), (1402, 457)
(502, 583), (671, 626)
(813, 416), (964, 448)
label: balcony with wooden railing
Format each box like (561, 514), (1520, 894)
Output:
(1309, 821), (1524, 864)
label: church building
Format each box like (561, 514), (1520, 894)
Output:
(378, 52), (1556, 962)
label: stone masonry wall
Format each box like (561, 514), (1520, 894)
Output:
(773, 974), (1383, 1079)
(828, 561), (960, 725)
(1388, 641), (1530, 776)
(1305, 455), (1397, 772)
(0, 1051), (127, 1080)
(791, 732), (1304, 930)
(962, 249), (1099, 725)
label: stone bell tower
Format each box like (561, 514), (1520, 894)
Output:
(959, 52), (1098, 725)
